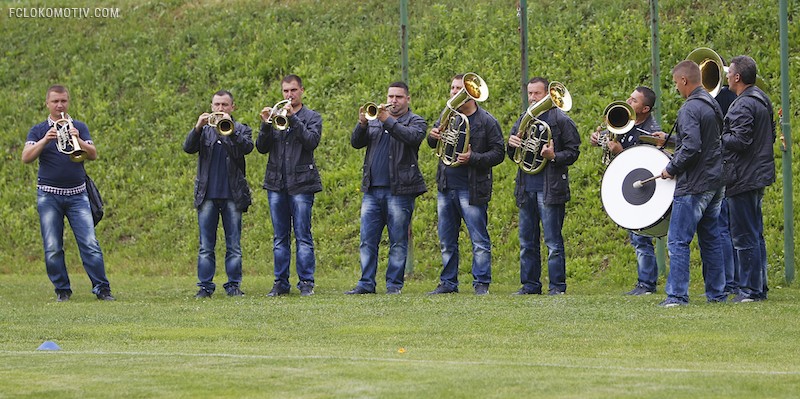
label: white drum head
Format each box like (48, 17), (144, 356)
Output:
(601, 145), (676, 232)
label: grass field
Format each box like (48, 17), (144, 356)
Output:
(2, 274), (799, 398)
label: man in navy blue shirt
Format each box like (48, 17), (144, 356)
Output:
(345, 82), (427, 295)
(22, 85), (114, 302)
(183, 90), (253, 299)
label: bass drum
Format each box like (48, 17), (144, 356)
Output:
(600, 145), (675, 238)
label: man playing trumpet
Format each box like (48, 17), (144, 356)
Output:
(345, 81), (427, 295)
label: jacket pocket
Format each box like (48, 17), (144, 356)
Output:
(293, 163), (319, 185)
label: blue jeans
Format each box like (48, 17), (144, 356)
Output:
(197, 199), (243, 292)
(268, 190), (316, 290)
(37, 189), (109, 294)
(719, 198), (739, 294)
(630, 232), (657, 290)
(436, 189), (491, 289)
(665, 188), (727, 303)
(727, 188), (768, 299)
(357, 188), (415, 291)
(518, 191), (566, 293)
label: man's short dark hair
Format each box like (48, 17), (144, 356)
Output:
(730, 55), (758, 85)
(528, 77), (549, 87)
(213, 90), (234, 103)
(46, 85), (69, 100)
(388, 81), (409, 96)
(452, 74), (465, 81)
(672, 60), (701, 85)
(282, 74), (303, 87)
(635, 86), (656, 109)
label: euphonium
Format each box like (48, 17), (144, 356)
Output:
(265, 99), (291, 131)
(512, 81), (572, 174)
(686, 47), (767, 97)
(54, 112), (86, 162)
(208, 112), (234, 136)
(363, 102), (393, 121)
(435, 72), (489, 167)
(599, 100), (635, 165)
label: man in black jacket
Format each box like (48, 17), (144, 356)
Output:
(426, 74), (505, 295)
(183, 90), (253, 298)
(257, 75), (323, 297)
(721, 55), (775, 302)
(508, 77), (581, 295)
(345, 81), (427, 295)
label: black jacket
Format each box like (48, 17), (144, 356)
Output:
(183, 120), (253, 211)
(426, 106), (505, 205)
(351, 109), (427, 196)
(721, 86), (776, 197)
(256, 106), (323, 195)
(665, 87), (724, 196)
(507, 108), (581, 205)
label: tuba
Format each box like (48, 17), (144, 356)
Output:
(264, 99), (291, 131)
(208, 112), (234, 136)
(599, 100), (635, 165)
(686, 47), (767, 97)
(435, 72), (488, 167)
(512, 81), (572, 174)
(363, 102), (393, 121)
(54, 112), (86, 162)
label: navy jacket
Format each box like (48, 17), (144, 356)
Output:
(665, 87), (724, 196)
(507, 108), (581, 205)
(183, 119), (254, 211)
(256, 106), (323, 195)
(426, 106), (505, 205)
(721, 86), (776, 197)
(351, 109), (427, 196)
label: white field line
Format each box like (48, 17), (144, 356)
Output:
(2, 350), (799, 376)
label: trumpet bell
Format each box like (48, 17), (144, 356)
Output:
(604, 100), (635, 135)
(208, 112), (235, 136)
(686, 47), (726, 97)
(362, 102), (393, 121)
(462, 72), (489, 102)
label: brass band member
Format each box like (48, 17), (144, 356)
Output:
(22, 85), (115, 302)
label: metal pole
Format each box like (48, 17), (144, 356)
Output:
(649, 0), (667, 275)
(518, 0), (529, 112)
(400, 0), (409, 84)
(779, 0), (794, 283)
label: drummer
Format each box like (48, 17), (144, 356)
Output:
(590, 86), (665, 296)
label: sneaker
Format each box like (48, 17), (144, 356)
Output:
(386, 287), (402, 295)
(344, 286), (375, 295)
(56, 291), (71, 302)
(658, 297), (687, 307)
(195, 288), (212, 299)
(226, 286), (245, 297)
(267, 285), (290, 297)
(625, 284), (655, 296)
(732, 293), (756, 303)
(512, 287), (541, 295)
(548, 288), (565, 296)
(474, 283), (489, 296)
(299, 282), (314, 297)
(96, 290), (116, 301)
(427, 284), (458, 295)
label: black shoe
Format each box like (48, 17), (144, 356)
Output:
(512, 287), (541, 295)
(474, 283), (489, 296)
(427, 284), (458, 295)
(386, 287), (402, 295)
(56, 291), (71, 302)
(96, 290), (116, 301)
(226, 286), (245, 297)
(548, 288), (565, 296)
(344, 286), (375, 295)
(299, 281), (314, 297)
(195, 288), (213, 299)
(625, 283), (655, 296)
(267, 285), (290, 297)
(732, 293), (757, 303)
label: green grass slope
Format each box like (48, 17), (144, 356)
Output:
(1, 0), (798, 290)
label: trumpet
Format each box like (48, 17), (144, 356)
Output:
(598, 100), (635, 165)
(208, 112), (234, 136)
(363, 102), (393, 120)
(435, 72), (489, 167)
(263, 99), (291, 131)
(54, 112), (86, 162)
(512, 81), (571, 174)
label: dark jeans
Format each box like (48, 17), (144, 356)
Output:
(436, 189), (492, 290)
(630, 232), (657, 290)
(518, 191), (566, 293)
(268, 190), (316, 290)
(727, 188), (768, 299)
(196, 199), (242, 292)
